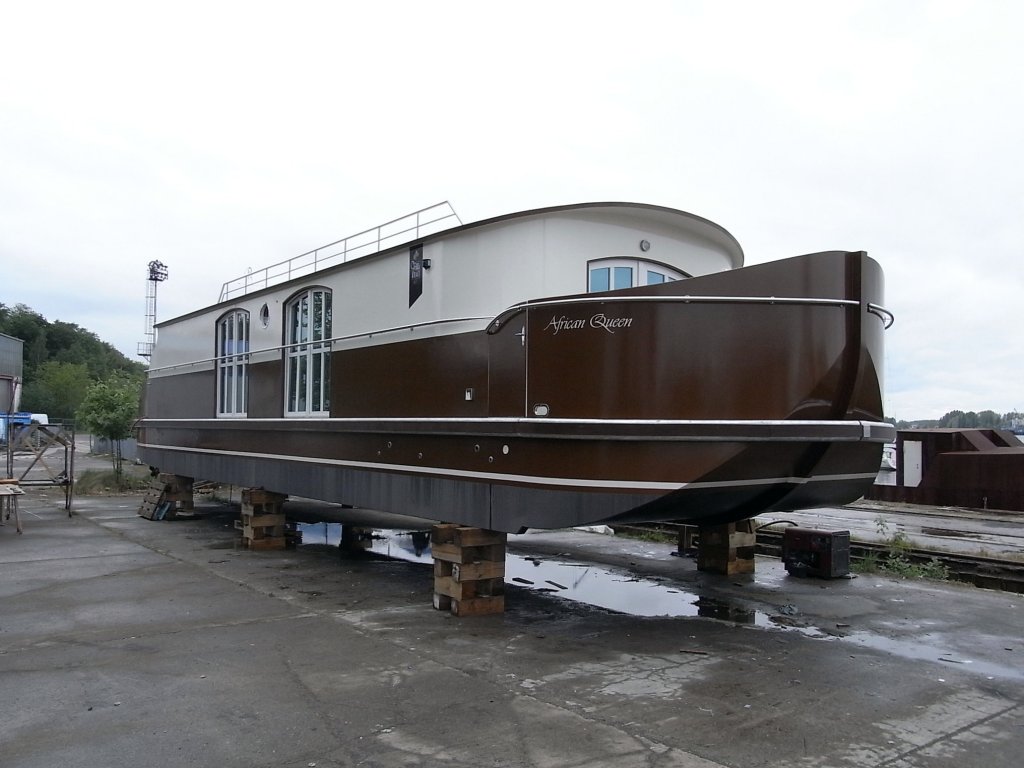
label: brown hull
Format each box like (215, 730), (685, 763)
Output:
(138, 250), (893, 533)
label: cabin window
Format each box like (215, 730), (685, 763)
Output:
(285, 288), (332, 417)
(216, 309), (250, 417)
(587, 259), (687, 293)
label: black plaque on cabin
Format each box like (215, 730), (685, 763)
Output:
(409, 244), (424, 307)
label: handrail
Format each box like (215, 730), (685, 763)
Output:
(218, 202), (462, 302)
(867, 303), (895, 329)
(487, 294), (880, 333)
(149, 295), (895, 375)
(147, 315), (490, 375)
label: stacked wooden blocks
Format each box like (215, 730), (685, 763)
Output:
(161, 474), (194, 516)
(697, 519), (756, 575)
(431, 523), (507, 616)
(239, 488), (288, 550)
(138, 474), (194, 520)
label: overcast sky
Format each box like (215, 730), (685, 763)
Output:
(2, 1), (1021, 420)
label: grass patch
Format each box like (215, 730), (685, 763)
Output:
(76, 466), (151, 494)
(856, 516), (950, 581)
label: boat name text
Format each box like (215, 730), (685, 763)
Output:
(544, 314), (634, 335)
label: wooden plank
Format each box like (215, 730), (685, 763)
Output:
(431, 542), (472, 563)
(430, 523), (459, 546)
(433, 576), (504, 600)
(244, 525), (286, 539)
(432, 592), (453, 611)
(453, 561), (505, 581)
(432, 541), (505, 564)
(242, 488), (287, 505)
(241, 513), (286, 527)
(451, 595), (505, 616)
(454, 527), (506, 547)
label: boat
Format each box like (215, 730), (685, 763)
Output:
(136, 201), (896, 533)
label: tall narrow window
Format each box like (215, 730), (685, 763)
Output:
(285, 287), (332, 416)
(217, 310), (250, 416)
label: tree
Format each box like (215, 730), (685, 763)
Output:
(20, 361), (90, 419)
(977, 410), (1001, 428)
(0, 302), (146, 417)
(77, 374), (141, 482)
(0, 303), (48, 374)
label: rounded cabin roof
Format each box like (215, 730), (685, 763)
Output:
(448, 202), (744, 270)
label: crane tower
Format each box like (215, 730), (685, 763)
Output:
(137, 260), (169, 359)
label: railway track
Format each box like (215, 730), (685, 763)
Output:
(612, 518), (1024, 594)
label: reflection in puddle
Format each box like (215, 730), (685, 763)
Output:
(296, 523), (779, 622)
(293, 523), (1023, 681)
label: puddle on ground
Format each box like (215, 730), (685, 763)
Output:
(842, 631), (1024, 681)
(289, 523), (1022, 681)
(295, 523), (787, 624)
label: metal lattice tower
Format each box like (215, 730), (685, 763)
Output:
(137, 260), (169, 359)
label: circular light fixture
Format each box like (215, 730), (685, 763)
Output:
(639, 239), (651, 252)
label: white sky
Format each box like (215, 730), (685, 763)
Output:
(2, 0), (1021, 420)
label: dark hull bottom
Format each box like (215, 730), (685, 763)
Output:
(139, 438), (884, 533)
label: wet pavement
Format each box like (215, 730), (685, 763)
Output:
(2, 486), (1022, 768)
(768, 501), (1024, 560)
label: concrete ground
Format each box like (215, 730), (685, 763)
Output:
(2, 483), (1022, 768)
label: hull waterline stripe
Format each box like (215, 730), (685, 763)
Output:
(139, 417), (894, 442)
(137, 442), (879, 492)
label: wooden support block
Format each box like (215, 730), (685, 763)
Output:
(676, 525), (699, 553)
(431, 523), (508, 616)
(157, 473), (190, 490)
(697, 520), (757, 575)
(241, 488), (287, 505)
(451, 596), (505, 617)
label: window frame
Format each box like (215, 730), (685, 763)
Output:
(216, 309), (250, 418)
(284, 286), (332, 417)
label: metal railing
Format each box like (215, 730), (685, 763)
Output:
(218, 202), (462, 302)
(487, 294), (893, 332)
(146, 315), (491, 376)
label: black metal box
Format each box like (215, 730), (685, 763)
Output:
(782, 527), (850, 578)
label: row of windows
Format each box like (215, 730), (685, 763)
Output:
(587, 258), (685, 292)
(214, 259), (683, 417)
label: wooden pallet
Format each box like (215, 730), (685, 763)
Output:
(138, 475), (194, 520)
(138, 478), (170, 520)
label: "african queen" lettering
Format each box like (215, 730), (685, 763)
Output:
(544, 314), (634, 335)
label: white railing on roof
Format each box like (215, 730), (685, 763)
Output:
(218, 201), (462, 302)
